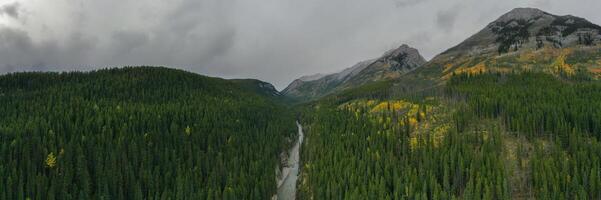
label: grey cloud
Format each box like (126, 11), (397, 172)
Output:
(197, 28), (236, 65)
(436, 6), (460, 32)
(0, 2), (20, 19)
(65, 32), (96, 68)
(532, 0), (552, 8)
(407, 32), (432, 46)
(111, 31), (149, 55)
(0, 27), (47, 72)
(393, 0), (427, 7)
(0, 26), (98, 73)
(137, 0), (237, 69)
(1, 0), (601, 89)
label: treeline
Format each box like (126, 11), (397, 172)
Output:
(0, 67), (296, 199)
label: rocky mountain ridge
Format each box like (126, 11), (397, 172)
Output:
(395, 7), (601, 93)
(285, 8), (601, 102)
(282, 44), (426, 101)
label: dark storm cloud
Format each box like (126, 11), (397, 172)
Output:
(0, 2), (19, 19)
(1, 0), (601, 89)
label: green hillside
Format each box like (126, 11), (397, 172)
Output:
(0, 67), (296, 199)
(296, 72), (601, 199)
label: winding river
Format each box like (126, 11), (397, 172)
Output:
(276, 122), (304, 200)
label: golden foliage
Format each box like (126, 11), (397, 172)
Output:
(431, 123), (451, 148)
(408, 117), (418, 128)
(185, 126), (192, 136)
(443, 63), (455, 73)
(45, 152), (57, 168)
(459, 62), (487, 75)
(366, 100), (376, 106)
(370, 100), (418, 114)
(340, 99), (446, 151)
(551, 49), (575, 76)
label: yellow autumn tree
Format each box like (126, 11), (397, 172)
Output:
(45, 152), (57, 168)
(185, 126), (192, 136)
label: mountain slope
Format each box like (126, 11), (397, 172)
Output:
(283, 44), (426, 101)
(385, 8), (601, 95)
(417, 8), (601, 85)
(281, 59), (375, 102)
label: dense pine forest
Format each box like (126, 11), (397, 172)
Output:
(297, 72), (601, 199)
(447, 73), (601, 199)
(2, 66), (601, 200)
(0, 67), (297, 199)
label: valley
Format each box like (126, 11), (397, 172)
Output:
(276, 122), (304, 200)
(2, 6), (601, 200)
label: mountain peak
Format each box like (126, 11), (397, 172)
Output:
(416, 7), (601, 86)
(383, 44), (422, 59)
(380, 44), (427, 71)
(496, 7), (548, 22)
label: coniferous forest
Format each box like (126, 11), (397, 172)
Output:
(296, 72), (601, 199)
(0, 67), (296, 199)
(3, 66), (601, 199)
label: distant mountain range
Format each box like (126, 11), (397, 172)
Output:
(284, 7), (601, 102)
(282, 44), (426, 101)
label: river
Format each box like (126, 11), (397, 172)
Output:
(275, 121), (304, 200)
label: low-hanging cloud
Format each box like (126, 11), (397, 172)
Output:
(0, 0), (601, 89)
(0, 2), (19, 19)
(436, 6), (460, 32)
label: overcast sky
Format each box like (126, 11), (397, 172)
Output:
(1, 0), (600, 89)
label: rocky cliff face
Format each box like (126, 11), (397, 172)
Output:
(282, 45), (426, 101)
(416, 7), (601, 83)
(441, 8), (601, 57)
(340, 45), (426, 88)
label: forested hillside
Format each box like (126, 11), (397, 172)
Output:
(297, 72), (601, 199)
(447, 73), (601, 199)
(0, 67), (296, 199)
